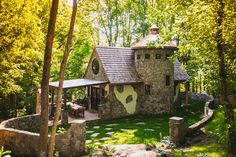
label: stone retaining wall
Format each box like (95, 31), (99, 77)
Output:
(0, 115), (85, 157)
(185, 92), (214, 135)
(169, 92), (214, 145)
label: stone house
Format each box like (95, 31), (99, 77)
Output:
(47, 25), (189, 120)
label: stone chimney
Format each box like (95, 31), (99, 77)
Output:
(149, 24), (159, 34)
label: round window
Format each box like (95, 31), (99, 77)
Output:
(92, 59), (99, 75)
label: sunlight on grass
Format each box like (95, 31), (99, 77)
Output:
(86, 99), (205, 147)
(174, 143), (225, 157)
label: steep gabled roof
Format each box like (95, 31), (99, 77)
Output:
(174, 59), (190, 81)
(95, 46), (143, 84)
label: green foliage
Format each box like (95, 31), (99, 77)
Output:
(0, 146), (11, 157)
(168, 0), (236, 94)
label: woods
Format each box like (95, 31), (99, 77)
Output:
(0, 0), (236, 156)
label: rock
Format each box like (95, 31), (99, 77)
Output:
(106, 124), (118, 127)
(136, 122), (146, 125)
(91, 133), (100, 137)
(106, 132), (114, 135)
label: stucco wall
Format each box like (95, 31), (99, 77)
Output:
(0, 115), (85, 157)
(114, 85), (138, 114)
(134, 48), (174, 114)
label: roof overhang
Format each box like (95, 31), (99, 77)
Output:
(49, 79), (108, 90)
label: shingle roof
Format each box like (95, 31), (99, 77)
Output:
(95, 46), (143, 84)
(174, 59), (190, 81)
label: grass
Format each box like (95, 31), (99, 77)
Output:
(174, 143), (225, 157)
(173, 107), (236, 157)
(86, 99), (205, 147)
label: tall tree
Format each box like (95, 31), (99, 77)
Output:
(48, 0), (78, 156)
(170, 0), (236, 154)
(39, 0), (59, 156)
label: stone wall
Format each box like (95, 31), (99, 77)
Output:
(169, 92), (214, 144)
(134, 48), (174, 114)
(84, 49), (108, 82)
(0, 115), (86, 157)
(1, 114), (41, 133)
(186, 92), (214, 135)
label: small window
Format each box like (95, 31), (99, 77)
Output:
(145, 54), (150, 59)
(156, 54), (161, 59)
(145, 85), (151, 95)
(165, 54), (170, 60)
(166, 75), (170, 86)
(137, 54), (141, 59)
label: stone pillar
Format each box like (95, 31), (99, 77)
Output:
(70, 120), (86, 156)
(169, 116), (185, 145)
(61, 109), (68, 125)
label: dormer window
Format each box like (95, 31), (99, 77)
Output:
(145, 54), (150, 59)
(156, 54), (161, 59)
(137, 54), (141, 59)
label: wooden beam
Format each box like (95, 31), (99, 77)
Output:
(109, 84), (114, 118)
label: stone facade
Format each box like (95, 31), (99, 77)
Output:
(84, 49), (108, 82)
(0, 115), (86, 157)
(134, 48), (174, 114)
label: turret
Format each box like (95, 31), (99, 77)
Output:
(132, 24), (177, 114)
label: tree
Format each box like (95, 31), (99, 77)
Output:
(0, 0), (44, 117)
(170, 0), (236, 155)
(39, 0), (59, 156)
(48, 0), (78, 156)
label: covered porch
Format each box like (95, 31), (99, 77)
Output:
(48, 79), (108, 122)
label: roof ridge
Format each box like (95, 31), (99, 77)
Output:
(95, 46), (132, 49)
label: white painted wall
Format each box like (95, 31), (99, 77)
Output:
(114, 85), (138, 114)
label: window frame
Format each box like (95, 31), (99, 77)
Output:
(144, 54), (150, 59)
(166, 75), (170, 86)
(156, 54), (161, 59)
(137, 54), (141, 60)
(145, 84), (151, 95)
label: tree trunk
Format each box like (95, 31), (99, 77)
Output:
(48, 0), (78, 156)
(217, 0), (236, 155)
(10, 94), (17, 117)
(39, 0), (59, 156)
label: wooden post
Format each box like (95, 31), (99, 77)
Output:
(50, 88), (55, 117)
(36, 89), (41, 114)
(109, 84), (114, 118)
(185, 82), (189, 105)
(63, 89), (67, 107)
(87, 86), (91, 110)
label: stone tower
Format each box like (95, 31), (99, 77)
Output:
(132, 24), (177, 114)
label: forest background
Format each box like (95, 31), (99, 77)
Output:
(0, 0), (235, 120)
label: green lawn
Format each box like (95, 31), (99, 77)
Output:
(86, 99), (205, 147)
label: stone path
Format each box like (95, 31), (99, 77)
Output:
(91, 133), (100, 137)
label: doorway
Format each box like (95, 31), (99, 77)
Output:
(91, 87), (100, 110)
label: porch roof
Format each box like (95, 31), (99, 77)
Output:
(49, 79), (108, 89)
